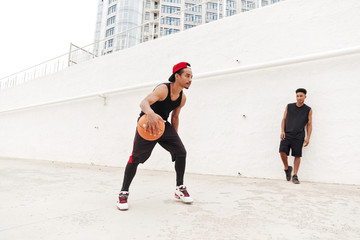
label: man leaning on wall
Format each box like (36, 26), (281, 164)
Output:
(279, 88), (312, 184)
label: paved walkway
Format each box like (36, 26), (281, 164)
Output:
(0, 158), (359, 240)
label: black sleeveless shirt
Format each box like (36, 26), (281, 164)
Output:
(285, 103), (311, 140)
(139, 83), (183, 121)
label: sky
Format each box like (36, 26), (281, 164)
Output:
(0, 0), (99, 79)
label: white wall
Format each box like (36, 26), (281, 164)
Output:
(1, 0), (360, 185)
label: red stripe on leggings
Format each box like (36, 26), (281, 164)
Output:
(128, 130), (138, 163)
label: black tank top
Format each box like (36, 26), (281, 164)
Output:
(139, 83), (183, 121)
(285, 103), (311, 140)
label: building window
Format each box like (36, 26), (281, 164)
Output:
(226, 10), (236, 16)
(185, 3), (202, 13)
(206, 2), (218, 10)
(161, 5), (181, 14)
(162, 0), (181, 3)
(206, 12), (217, 21)
(271, 0), (279, 3)
(161, 17), (180, 26)
(247, 2), (255, 8)
(107, 16), (116, 26)
(144, 24), (149, 32)
(184, 24), (196, 30)
(161, 27), (180, 36)
(195, 15), (202, 23)
(108, 5), (116, 14)
(109, 0), (116, 4)
(242, 0), (256, 8)
(184, 14), (202, 24)
(185, 3), (194, 9)
(108, 39), (114, 47)
(185, 13), (194, 22)
(106, 27), (114, 37)
(145, 12), (150, 20)
(227, 0), (236, 8)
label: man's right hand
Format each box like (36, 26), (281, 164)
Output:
(145, 112), (164, 136)
(280, 132), (285, 140)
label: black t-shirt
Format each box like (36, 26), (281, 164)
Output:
(285, 103), (311, 140)
(139, 83), (183, 121)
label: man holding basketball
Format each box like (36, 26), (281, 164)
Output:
(117, 62), (193, 210)
(279, 88), (312, 184)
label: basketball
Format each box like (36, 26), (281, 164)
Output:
(137, 114), (165, 141)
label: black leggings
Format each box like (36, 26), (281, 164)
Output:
(121, 156), (186, 191)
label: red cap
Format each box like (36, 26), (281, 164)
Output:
(168, 62), (190, 82)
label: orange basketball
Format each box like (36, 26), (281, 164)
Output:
(137, 114), (165, 141)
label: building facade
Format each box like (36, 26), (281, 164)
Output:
(94, 0), (283, 55)
(142, 0), (271, 42)
(94, 0), (143, 56)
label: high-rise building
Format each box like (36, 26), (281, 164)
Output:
(94, 0), (282, 56)
(142, 0), (267, 41)
(94, 0), (143, 56)
(142, 0), (236, 41)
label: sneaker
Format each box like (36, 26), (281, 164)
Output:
(284, 166), (293, 181)
(175, 185), (193, 204)
(292, 174), (300, 184)
(117, 191), (129, 211)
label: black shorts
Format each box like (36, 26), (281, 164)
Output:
(128, 122), (186, 164)
(279, 137), (304, 157)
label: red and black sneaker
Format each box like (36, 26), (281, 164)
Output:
(117, 191), (129, 211)
(175, 185), (193, 204)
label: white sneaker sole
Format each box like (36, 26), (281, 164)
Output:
(175, 193), (193, 204)
(117, 202), (129, 211)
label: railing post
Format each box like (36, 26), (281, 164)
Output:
(68, 42), (73, 67)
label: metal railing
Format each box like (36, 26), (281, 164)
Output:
(2, 45), (359, 114)
(0, 0), (279, 90)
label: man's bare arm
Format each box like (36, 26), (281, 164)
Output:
(140, 84), (167, 135)
(280, 105), (288, 140)
(304, 109), (312, 147)
(171, 94), (186, 132)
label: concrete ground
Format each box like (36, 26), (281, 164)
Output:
(0, 158), (359, 240)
